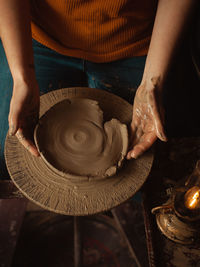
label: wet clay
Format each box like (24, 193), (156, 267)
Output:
(35, 98), (129, 178)
(6, 88), (154, 216)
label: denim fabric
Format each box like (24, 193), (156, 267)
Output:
(0, 39), (146, 180)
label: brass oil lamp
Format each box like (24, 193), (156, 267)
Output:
(152, 160), (200, 245)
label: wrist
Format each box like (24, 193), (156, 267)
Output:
(13, 72), (39, 94)
(12, 65), (37, 86)
(140, 75), (164, 92)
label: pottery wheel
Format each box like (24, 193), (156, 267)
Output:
(34, 98), (128, 178)
(5, 87), (154, 215)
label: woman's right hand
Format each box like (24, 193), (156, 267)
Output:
(8, 77), (40, 156)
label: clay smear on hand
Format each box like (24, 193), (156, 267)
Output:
(34, 98), (128, 178)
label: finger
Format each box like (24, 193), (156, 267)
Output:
(148, 91), (167, 142)
(128, 122), (137, 146)
(127, 123), (143, 160)
(127, 132), (157, 159)
(16, 129), (40, 157)
(153, 113), (167, 142)
(8, 103), (22, 136)
(9, 113), (21, 136)
(9, 122), (18, 136)
(129, 122), (143, 146)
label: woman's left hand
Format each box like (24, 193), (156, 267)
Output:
(127, 79), (167, 160)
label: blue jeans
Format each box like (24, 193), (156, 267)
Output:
(0, 39), (146, 180)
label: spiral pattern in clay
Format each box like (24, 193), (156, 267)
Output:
(35, 98), (128, 178)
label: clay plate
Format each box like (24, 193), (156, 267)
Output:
(34, 98), (129, 179)
(5, 87), (154, 215)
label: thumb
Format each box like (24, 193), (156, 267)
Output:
(149, 90), (167, 142)
(9, 111), (21, 136)
(9, 121), (18, 136)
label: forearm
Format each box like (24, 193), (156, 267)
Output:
(0, 0), (35, 82)
(128, 0), (197, 158)
(142, 0), (196, 86)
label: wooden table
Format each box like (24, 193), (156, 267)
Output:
(1, 138), (200, 267)
(142, 138), (200, 267)
(0, 182), (145, 267)
(0, 181), (27, 267)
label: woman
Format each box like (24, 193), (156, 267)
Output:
(0, 0), (195, 179)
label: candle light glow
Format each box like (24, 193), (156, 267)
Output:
(188, 191), (199, 208)
(184, 186), (200, 210)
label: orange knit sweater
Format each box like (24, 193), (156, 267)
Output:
(30, 0), (158, 63)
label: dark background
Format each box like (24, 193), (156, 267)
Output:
(164, 5), (200, 138)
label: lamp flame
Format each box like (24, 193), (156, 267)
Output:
(188, 191), (199, 208)
(184, 186), (200, 210)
